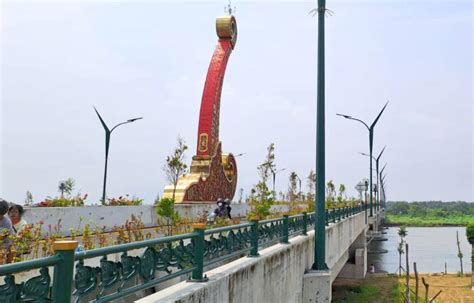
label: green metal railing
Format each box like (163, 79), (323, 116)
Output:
(0, 205), (367, 302)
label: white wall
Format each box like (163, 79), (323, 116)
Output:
(21, 203), (294, 235)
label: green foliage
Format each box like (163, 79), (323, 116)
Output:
(386, 214), (474, 226)
(386, 201), (474, 226)
(257, 143), (276, 184)
(333, 285), (381, 303)
(249, 143), (277, 219)
(248, 182), (274, 219)
(36, 194), (87, 207)
(104, 195), (143, 206)
(466, 221), (474, 245)
(398, 226), (407, 239)
(156, 198), (179, 220)
(288, 171), (298, 202)
(156, 198), (180, 236)
(306, 170), (316, 203)
(58, 178), (75, 197)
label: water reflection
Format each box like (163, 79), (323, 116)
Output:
(368, 227), (472, 273)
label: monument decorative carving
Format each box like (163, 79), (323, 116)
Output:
(163, 15), (238, 203)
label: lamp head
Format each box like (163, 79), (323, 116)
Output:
(336, 113), (352, 119)
(127, 117), (143, 122)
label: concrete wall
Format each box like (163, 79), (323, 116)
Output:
(21, 203), (294, 235)
(137, 211), (367, 303)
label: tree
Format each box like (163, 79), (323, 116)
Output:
(163, 136), (188, 200)
(325, 180), (336, 208)
(306, 170), (316, 202)
(398, 226), (408, 277)
(156, 197), (180, 236)
(58, 178), (75, 198)
(456, 230), (464, 275)
(288, 172), (298, 202)
(24, 191), (33, 206)
(466, 222), (474, 290)
(337, 184), (346, 204)
(258, 143), (275, 184)
(249, 143), (277, 219)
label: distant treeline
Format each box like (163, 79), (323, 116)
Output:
(386, 201), (474, 217)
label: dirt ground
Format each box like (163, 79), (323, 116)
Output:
(333, 273), (473, 303)
(403, 274), (473, 303)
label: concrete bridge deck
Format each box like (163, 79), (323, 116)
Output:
(138, 209), (384, 303)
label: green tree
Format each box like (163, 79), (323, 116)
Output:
(397, 226), (408, 277)
(58, 178), (75, 198)
(288, 172), (298, 202)
(257, 143), (276, 184)
(337, 184), (346, 204)
(466, 222), (474, 289)
(249, 143), (276, 219)
(306, 170), (316, 203)
(156, 197), (180, 236)
(163, 136), (188, 200)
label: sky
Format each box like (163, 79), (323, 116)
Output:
(0, 0), (472, 205)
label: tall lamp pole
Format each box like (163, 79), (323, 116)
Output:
(336, 101), (388, 217)
(360, 146), (385, 211)
(312, 0), (328, 271)
(94, 107), (142, 204)
(271, 168), (286, 194)
(379, 163), (387, 207)
(295, 174), (302, 201)
(380, 173), (387, 206)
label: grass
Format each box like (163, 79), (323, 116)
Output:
(385, 214), (474, 226)
(333, 275), (402, 303)
(334, 274), (473, 302)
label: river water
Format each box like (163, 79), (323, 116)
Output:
(368, 227), (472, 274)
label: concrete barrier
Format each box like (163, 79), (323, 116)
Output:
(21, 203), (296, 235)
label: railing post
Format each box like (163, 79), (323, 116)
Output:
(302, 212), (308, 235)
(190, 223), (208, 282)
(332, 208), (336, 223)
(52, 241), (78, 303)
(325, 210), (329, 226)
(249, 219), (260, 257)
(281, 215), (289, 244)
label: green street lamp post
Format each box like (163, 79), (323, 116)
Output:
(336, 101), (388, 217)
(361, 146), (385, 211)
(312, 0), (329, 271)
(94, 107), (143, 205)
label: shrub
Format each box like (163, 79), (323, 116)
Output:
(104, 195), (143, 206)
(36, 194), (87, 207)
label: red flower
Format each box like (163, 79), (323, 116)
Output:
(39, 220), (45, 225)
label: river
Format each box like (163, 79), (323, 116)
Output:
(368, 227), (472, 274)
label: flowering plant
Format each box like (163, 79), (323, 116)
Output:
(104, 195), (143, 206)
(35, 194), (88, 207)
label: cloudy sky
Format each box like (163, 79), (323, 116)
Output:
(0, 0), (472, 204)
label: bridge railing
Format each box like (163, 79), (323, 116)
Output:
(0, 205), (366, 302)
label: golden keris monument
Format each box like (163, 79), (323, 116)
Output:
(163, 15), (238, 203)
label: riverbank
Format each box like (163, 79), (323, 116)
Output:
(385, 214), (474, 227)
(333, 274), (473, 302)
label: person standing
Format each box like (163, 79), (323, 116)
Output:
(8, 204), (27, 233)
(0, 199), (16, 263)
